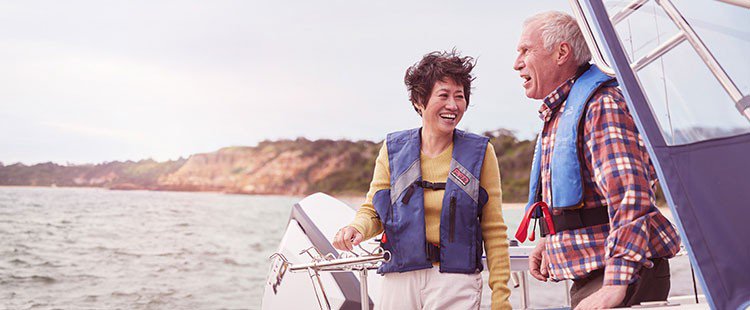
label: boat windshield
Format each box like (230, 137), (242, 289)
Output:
(573, 0), (750, 145)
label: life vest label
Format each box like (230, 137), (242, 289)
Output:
(451, 168), (470, 186)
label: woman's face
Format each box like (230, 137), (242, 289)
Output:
(417, 78), (467, 136)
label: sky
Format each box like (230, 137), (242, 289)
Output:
(0, 1), (574, 165)
(1, 1), (747, 165)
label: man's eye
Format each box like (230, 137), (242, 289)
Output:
(456, 95), (465, 99)
(439, 94), (449, 98)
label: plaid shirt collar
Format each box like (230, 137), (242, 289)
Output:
(538, 64), (592, 122)
(538, 78), (574, 122)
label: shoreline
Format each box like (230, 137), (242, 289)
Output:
(0, 185), (673, 217)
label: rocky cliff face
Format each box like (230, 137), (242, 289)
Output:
(1, 131), (545, 202)
(157, 138), (380, 195)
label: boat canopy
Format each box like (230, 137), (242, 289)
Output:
(570, 1), (750, 309)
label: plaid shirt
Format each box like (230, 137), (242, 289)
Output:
(538, 70), (681, 286)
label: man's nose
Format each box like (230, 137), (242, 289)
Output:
(513, 55), (524, 71)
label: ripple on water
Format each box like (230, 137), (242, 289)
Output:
(9, 258), (29, 266)
(10, 275), (57, 284)
(0, 187), (297, 309)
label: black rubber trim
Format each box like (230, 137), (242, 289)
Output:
(290, 203), (374, 310)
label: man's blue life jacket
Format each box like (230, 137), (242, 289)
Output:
(372, 128), (489, 274)
(526, 65), (617, 211)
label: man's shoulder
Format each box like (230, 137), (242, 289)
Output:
(585, 85), (628, 116)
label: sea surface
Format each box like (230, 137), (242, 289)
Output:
(1, 187), (297, 309)
(1, 187), (701, 309)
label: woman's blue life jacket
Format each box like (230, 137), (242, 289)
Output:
(372, 128), (489, 274)
(526, 65), (617, 213)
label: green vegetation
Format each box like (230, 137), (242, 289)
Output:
(0, 159), (186, 188)
(0, 129), (564, 202)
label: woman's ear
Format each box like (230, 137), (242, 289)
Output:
(413, 102), (424, 116)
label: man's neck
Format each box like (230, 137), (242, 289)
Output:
(542, 64), (582, 99)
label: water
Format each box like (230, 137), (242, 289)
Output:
(0, 187), (296, 309)
(1, 187), (701, 309)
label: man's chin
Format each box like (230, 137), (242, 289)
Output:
(525, 90), (543, 100)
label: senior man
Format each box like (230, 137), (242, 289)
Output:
(512, 11), (681, 309)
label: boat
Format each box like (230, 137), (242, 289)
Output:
(263, 0), (749, 309)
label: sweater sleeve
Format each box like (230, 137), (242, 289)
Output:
(348, 142), (391, 240)
(481, 142), (512, 310)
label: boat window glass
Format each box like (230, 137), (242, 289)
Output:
(587, 1), (750, 145)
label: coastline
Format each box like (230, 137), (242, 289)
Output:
(0, 185), (673, 218)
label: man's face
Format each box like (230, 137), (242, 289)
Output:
(513, 21), (560, 100)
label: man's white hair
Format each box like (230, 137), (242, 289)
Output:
(524, 11), (592, 66)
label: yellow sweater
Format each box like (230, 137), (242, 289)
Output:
(349, 141), (511, 310)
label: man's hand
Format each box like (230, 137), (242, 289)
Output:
(529, 238), (549, 281)
(332, 226), (363, 251)
(575, 285), (628, 309)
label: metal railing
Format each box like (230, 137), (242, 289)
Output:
(570, 0), (750, 121)
(269, 246), (391, 310)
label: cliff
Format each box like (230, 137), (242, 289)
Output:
(0, 130), (539, 202)
(158, 138), (380, 195)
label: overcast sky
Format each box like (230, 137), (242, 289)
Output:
(1, 1), (746, 165)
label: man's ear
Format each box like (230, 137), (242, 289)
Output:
(556, 42), (573, 66)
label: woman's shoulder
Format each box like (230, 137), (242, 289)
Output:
(385, 128), (420, 142)
(455, 129), (491, 144)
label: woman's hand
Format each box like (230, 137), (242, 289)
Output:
(332, 226), (363, 251)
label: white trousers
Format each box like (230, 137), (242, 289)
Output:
(376, 267), (482, 310)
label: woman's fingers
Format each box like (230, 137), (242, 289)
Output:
(341, 228), (354, 250)
(332, 226), (364, 251)
(333, 227), (346, 250)
(351, 231), (363, 246)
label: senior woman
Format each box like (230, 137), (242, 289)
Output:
(332, 50), (511, 309)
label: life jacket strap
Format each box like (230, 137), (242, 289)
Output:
(416, 180), (446, 190)
(401, 181), (447, 204)
(539, 206), (609, 236)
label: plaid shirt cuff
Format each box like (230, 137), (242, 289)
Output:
(604, 257), (640, 286)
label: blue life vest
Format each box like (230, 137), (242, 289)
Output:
(372, 128), (489, 274)
(526, 65), (617, 211)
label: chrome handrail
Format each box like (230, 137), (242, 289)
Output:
(269, 247), (391, 310)
(288, 250), (391, 272)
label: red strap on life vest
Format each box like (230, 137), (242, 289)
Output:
(515, 201), (556, 243)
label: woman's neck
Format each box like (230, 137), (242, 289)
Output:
(421, 127), (453, 158)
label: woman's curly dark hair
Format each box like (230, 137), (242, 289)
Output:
(404, 49), (476, 116)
